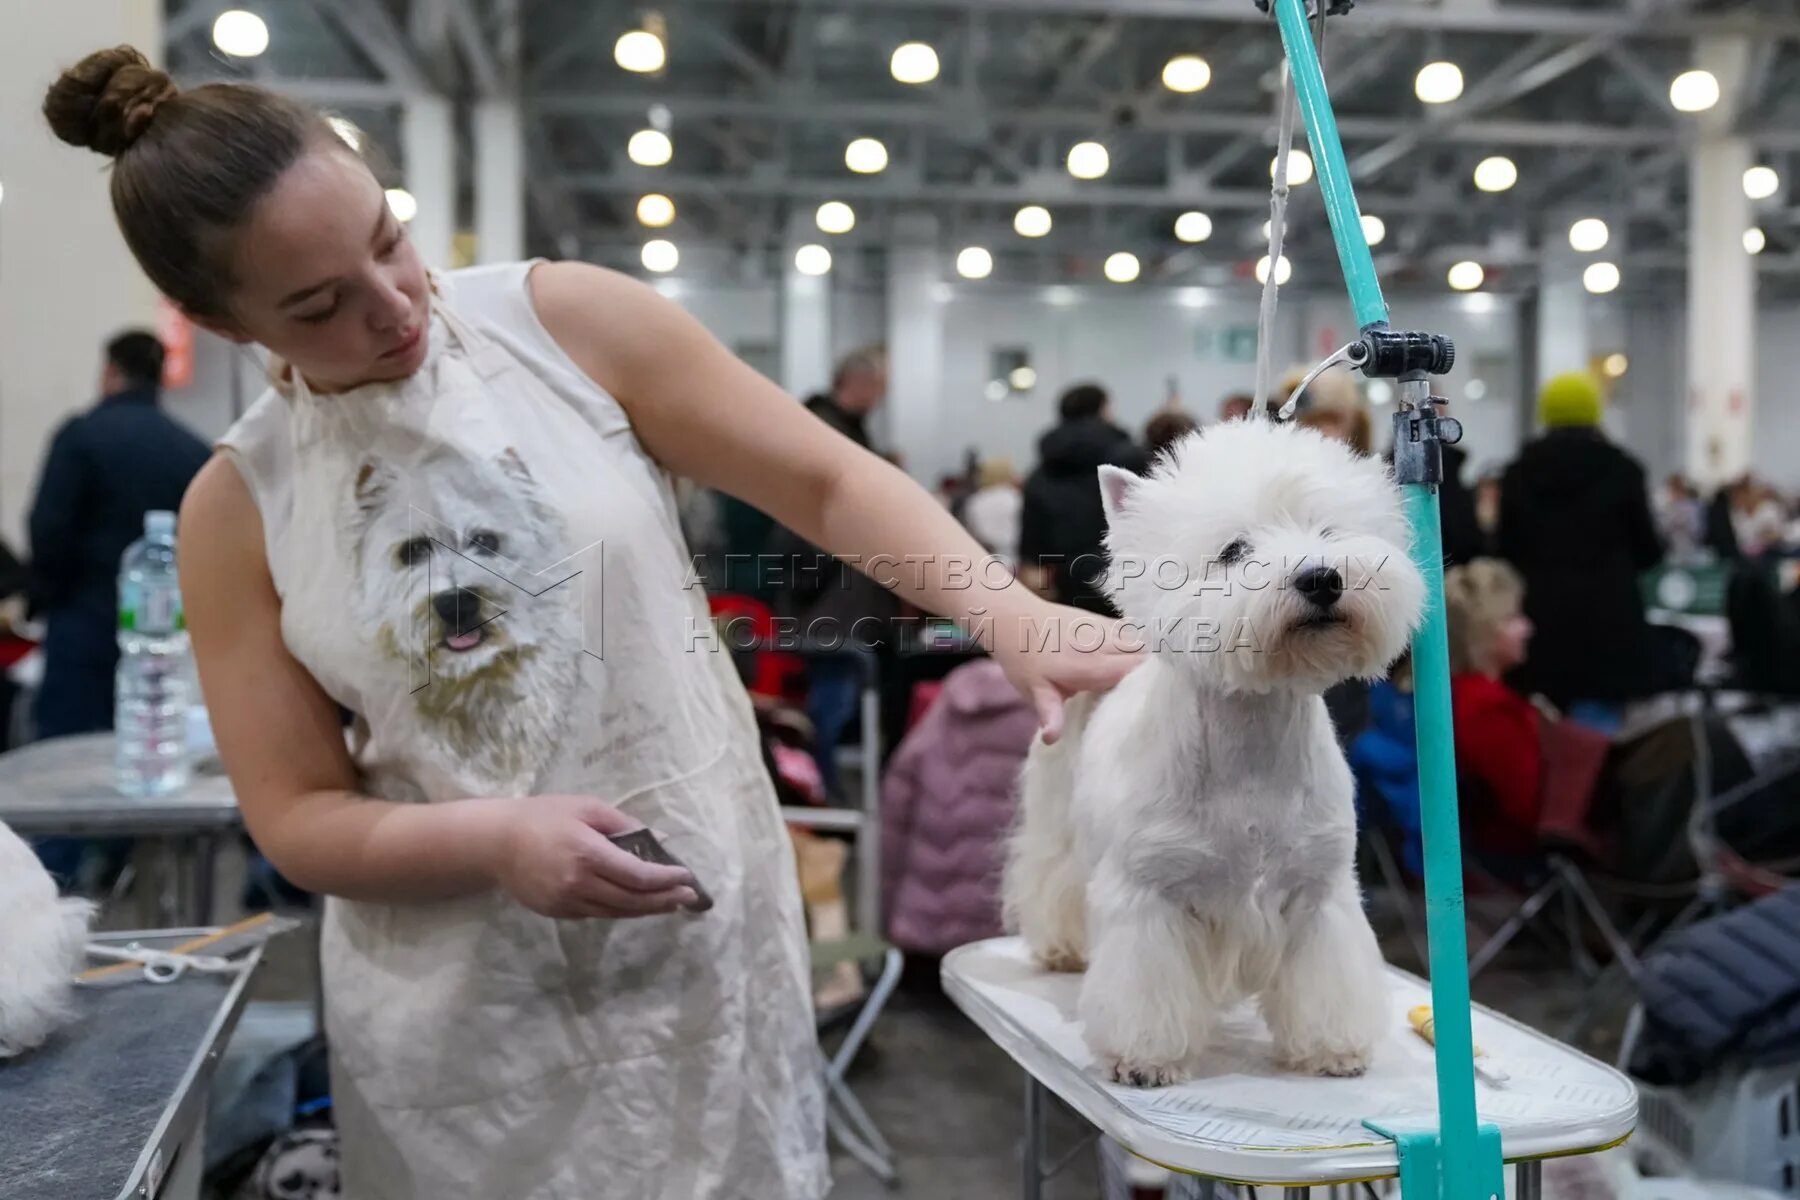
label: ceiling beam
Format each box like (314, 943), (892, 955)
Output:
(1350, 35), (1616, 180)
(671, 0), (1800, 40)
(306, 0), (434, 92)
(534, 92), (1800, 150)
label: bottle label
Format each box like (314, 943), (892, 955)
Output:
(120, 582), (182, 634)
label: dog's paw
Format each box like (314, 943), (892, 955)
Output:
(1033, 946), (1087, 973)
(1103, 1056), (1188, 1088)
(1281, 1048), (1369, 1078)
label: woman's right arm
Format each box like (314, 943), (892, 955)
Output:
(179, 456), (696, 917)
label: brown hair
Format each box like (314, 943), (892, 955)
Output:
(1144, 410), (1198, 461)
(43, 46), (336, 318)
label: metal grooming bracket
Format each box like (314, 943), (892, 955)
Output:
(1362, 1117), (1508, 1200)
(1255, 0), (1356, 14)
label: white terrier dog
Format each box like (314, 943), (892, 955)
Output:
(350, 445), (581, 795)
(1004, 419), (1425, 1085)
(0, 819), (93, 1057)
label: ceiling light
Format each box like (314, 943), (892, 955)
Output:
(1448, 260), (1485, 291)
(794, 244), (833, 276)
(1465, 379), (1488, 401)
(1744, 165), (1781, 200)
(816, 201), (855, 234)
(1583, 261), (1620, 294)
(1366, 379), (1395, 406)
(1104, 252), (1141, 283)
(641, 239), (679, 273)
(846, 137), (889, 174)
(384, 188), (418, 223)
(1009, 366), (1037, 390)
(1669, 69), (1720, 113)
(615, 30), (666, 73)
(1415, 61), (1464, 105)
(1255, 254), (1292, 285)
(628, 129), (672, 167)
(956, 246), (993, 279)
(636, 193), (675, 227)
(1473, 156), (1518, 192)
(1602, 353), (1629, 379)
(1745, 227), (1767, 255)
(1161, 55), (1212, 94)
(890, 42), (939, 84)
(1568, 217), (1610, 253)
(1067, 141), (1110, 180)
(1014, 205), (1053, 238)
(985, 380), (1009, 402)
(1174, 211), (1213, 243)
(1361, 214), (1386, 246)
(1272, 150), (1313, 185)
(212, 10), (269, 58)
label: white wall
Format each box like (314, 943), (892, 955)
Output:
(0, 0), (163, 549)
(933, 282), (1307, 482)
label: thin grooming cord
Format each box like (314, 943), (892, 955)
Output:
(1252, 60), (1298, 419)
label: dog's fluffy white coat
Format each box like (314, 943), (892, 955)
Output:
(0, 818), (93, 1057)
(1004, 419), (1425, 1085)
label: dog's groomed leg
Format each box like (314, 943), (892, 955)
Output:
(1261, 879), (1388, 1077)
(1004, 737), (1089, 972)
(1080, 878), (1217, 1088)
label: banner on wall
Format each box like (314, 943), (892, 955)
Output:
(157, 297), (193, 389)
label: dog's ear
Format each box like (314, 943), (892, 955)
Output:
(496, 447), (534, 483)
(353, 460), (393, 514)
(1097, 465), (1139, 527)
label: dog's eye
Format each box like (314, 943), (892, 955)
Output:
(1218, 538), (1249, 566)
(1320, 526), (1338, 539)
(468, 530), (502, 555)
(396, 537), (433, 568)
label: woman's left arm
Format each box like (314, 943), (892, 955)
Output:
(531, 261), (1137, 739)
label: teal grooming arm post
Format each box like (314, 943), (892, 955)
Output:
(1266, 2), (1504, 1197)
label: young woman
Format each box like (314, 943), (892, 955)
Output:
(44, 48), (1137, 1199)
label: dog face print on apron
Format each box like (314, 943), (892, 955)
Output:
(217, 264), (827, 1200)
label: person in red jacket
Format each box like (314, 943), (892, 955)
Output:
(1445, 559), (1543, 857)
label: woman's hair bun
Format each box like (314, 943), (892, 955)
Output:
(44, 46), (180, 158)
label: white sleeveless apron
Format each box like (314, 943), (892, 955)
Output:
(217, 262), (828, 1200)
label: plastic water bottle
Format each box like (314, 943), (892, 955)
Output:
(116, 510), (192, 796)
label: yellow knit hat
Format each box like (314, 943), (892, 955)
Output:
(1538, 371), (1604, 428)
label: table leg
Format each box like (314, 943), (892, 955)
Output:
(191, 835), (218, 926)
(1023, 1073), (1044, 1200)
(1285, 1189), (1310, 1200)
(1516, 1160), (1543, 1200)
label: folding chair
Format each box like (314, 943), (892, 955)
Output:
(812, 933), (903, 1187)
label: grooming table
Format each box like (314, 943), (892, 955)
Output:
(0, 732), (240, 924)
(943, 937), (1636, 1196)
(2, 929), (265, 1200)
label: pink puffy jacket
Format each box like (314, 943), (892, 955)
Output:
(880, 659), (1039, 955)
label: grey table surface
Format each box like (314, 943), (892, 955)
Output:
(0, 933), (262, 1200)
(0, 733), (239, 836)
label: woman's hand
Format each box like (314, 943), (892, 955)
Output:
(991, 602), (1145, 744)
(493, 795), (699, 919)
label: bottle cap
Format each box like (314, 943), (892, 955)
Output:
(146, 510), (177, 539)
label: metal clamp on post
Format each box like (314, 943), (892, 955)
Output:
(1255, 0), (1356, 15)
(1391, 379), (1464, 490)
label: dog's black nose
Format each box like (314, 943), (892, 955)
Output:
(432, 587), (483, 631)
(1295, 566), (1344, 608)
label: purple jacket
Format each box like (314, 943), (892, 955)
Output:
(881, 660), (1039, 955)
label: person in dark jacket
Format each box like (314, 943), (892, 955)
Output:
(28, 330), (210, 740)
(1499, 372), (1663, 709)
(1018, 383), (1147, 614)
(768, 345), (898, 795)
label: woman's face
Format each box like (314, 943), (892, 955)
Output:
(1490, 611), (1533, 674)
(207, 147), (430, 390)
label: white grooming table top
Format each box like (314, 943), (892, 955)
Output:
(942, 937), (1637, 1185)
